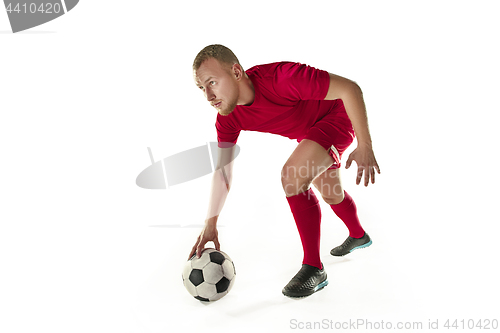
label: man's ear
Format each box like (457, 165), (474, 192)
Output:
(231, 63), (244, 80)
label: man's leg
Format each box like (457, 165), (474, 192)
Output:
(281, 139), (333, 297)
(312, 164), (372, 256)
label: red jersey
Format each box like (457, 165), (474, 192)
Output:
(215, 62), (352, 147)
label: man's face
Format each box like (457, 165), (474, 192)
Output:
(194, 58), (239, 116)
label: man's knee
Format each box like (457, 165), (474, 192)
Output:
(320, 192), (345, 205)
(281, 164), (313, 196)
(312, 178), (344, 205)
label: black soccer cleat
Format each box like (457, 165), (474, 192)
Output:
(282, 264), (328, 298)
(330, 232), (372, 257)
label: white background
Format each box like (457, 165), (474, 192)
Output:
(1, 1), (499, 332)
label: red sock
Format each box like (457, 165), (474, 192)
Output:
(330, 191), (365, 238)
(286, 188), (322, 270)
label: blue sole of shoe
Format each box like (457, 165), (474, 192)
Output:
(314, 279), (329, 292)
(349, 240), (372, 253)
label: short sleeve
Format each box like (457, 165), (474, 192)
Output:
(272, 62), (330, 101)
(215, 114), (241, 148)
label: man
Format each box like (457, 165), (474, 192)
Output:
(188, 44), (380, 298)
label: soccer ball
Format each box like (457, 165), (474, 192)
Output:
(182, 248), (236, 302)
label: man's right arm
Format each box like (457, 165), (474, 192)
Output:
(189, 143), (236, 258)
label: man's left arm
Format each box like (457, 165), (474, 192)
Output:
(324, 73), (381, 186)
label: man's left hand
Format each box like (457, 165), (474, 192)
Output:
(345, 145), (380, 186)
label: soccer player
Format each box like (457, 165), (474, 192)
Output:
(188, 44), (380, 298)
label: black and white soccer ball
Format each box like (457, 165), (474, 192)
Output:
(182, 248), (236, 302)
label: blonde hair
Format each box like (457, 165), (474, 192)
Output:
(193, 44), (241, 72)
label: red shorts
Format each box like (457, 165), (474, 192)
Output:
(298, 101), (355, 170)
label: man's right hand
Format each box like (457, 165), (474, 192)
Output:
(189, 223), (220, 259)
